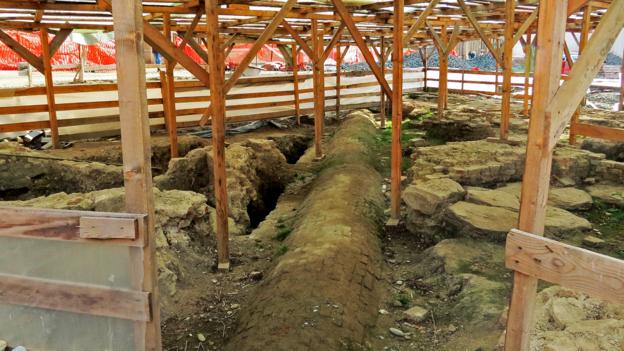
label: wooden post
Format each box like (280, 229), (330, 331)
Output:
(422, 47), (428, 91)
(312, 19), (325, 159)
(523, 29), (532, 116)
(111, 0), (162, 349)
(504, 1), (568, 350)
(336, 44), (342, 118)
(78, 44), (86, 83)
(292, 44), (301, 125)
(569, 4), (592, 145)
(495, 38), (501, 94)
(461, 70), (465, 94)
(437, 25), (449, 117)
(620, 46), (624, 111)
(40, 30), (60, 149)
(390, 0), (403, 221)
(500, 0), (516, 140)
(205, 0), (230, 270)
(162, 13), (178, 158)
(380, 36), (386, 128)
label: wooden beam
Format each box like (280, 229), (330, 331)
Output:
(176, 8), (203, 56)
(457, 0), (502, 65)
(111, 0), (162, 348)
(0, 273), (151, 321)
(500, 0), (516, 140)
(574, 123), (624, 142)
(403, 0), (439, 47)
(523, 29), (532, 116)
(568, 0), (592, 15)
(223, 0), (297, 93)
(40, 29), (60, 149)
(205, 0), (230, 271)
(380, 35), (387, 129)
(620, 46), (624, 111)
(293, 44), (301, 125)
(506, 229), (624, 305)
(48, 28), (73, 58)
(163, 13), (178, 158)
(312, 19), (324, 158)
(330, 0), (392, 99)
(569, 4), (592, 145)
(548, 0), (624, 145)
(0, 29), (43, 73)
(504, 1), (568, 350)
(79, 216), (138, 239)
(336, 44), (342, 118)
(185, 36), (209, 63)
(320, 23), (346, 63)
(282, 21), (314, 59)
(512, 7), (538, 46)
(142, 21), (210, 86)
(390, 0), (404, 220)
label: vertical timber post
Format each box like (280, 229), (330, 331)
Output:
(422, 47), (428, 91)
(380, 36), (386, 128)
(292, 44), (301, 125)
(504, 1), (568, 350)
(162, 13), (178, 158)
(40, 29), (60, 149)
(569, 4), (592, 145)
(111, 0), (162, 349)
(620, 46), (624, 111)
(500, 0), (515, 140)
(523, 29), (532, 116)
(312, 19), (325, 159)
(205, 0), (230, 270)
(437, 25), (449, 117)
(336, 44), (342, 117)
(390, 0), (403, 221)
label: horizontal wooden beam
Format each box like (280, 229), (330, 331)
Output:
(506, 229), (624, 305)
(0, 273), (151, 321)
(574, 123), (624, 142)
(79, 216), (138, 239)
(0, 206), (145, 247)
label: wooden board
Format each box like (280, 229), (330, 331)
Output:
(0, 206), (145, 247)
(506, 229), (624, 305)
(0, 273), (151, 321)
(80, 216), (138, 240)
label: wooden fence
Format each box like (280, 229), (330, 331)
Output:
(0, 69), (424, 141)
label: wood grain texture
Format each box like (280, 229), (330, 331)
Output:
(0, 273), (151, 321)
(506, 229), (624, 305)
(80, 216), (138, 239)
(390, 0), (403, 220)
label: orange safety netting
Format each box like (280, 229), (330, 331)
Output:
(0, 30), (387, 71)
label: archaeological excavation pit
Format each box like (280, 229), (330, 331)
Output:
(1, 1), (624, 351)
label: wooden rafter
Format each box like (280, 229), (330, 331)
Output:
(457, 0), (503, 65)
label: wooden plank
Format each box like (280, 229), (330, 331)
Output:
(111, 0), (161, 348)
(568, 0), (591, 14)
(205, 0), (230, 271)
(500, 0), (515, 140)
(390, 0), (404, 220)
(335, 44), (342, 117)
(292, 44), (301, 125)
(80, 216), (138, 240)
(403, 0), (439, 47)
(523, 29), (532, 116)
(457, 0), (502, 65)
(574, 123), (624, 142)
(512, 8), (538, 46)
(0, 273), (151, 322)
(0, 206), (144, 247)
(380, 36), (386, 129)
(312, 19), (324, 158)
(282, 21), (314, 59)
(0, 29), (43, 73)
(331, 0), (392, 99)
(506, 229), (624, 305)
(162, 14), (178, 158)
(505, 1), (569, 350)
(569, 5), (592, 146)
(40, 29), (60, 149)
(48, 28), (73, 58)
(223, 0), (297, 93)
(320, 23), (345, 63)
(548, 0), (624, 145)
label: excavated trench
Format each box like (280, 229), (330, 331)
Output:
(225, 111), (386, 351)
